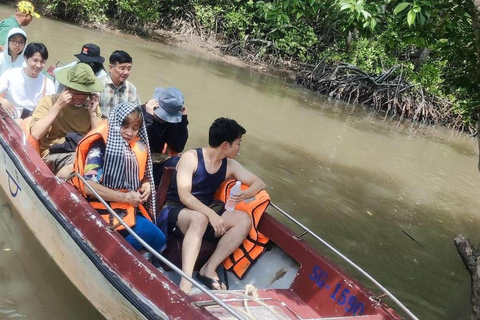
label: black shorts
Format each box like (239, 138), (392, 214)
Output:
(165, 200), (225, 242)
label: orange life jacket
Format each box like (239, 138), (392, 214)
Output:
(72, 121), (151, 231)
(214, 179), (270, 279)
(20, 117), (41, 154)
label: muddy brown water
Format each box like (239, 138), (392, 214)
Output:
(0, 4), (475, 319)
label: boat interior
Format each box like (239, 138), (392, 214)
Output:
(1, 113), (404, 319)
(151, 167), (401, 319)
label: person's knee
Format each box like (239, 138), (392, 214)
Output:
(237, 211), (252, 236)
(189, 211), (209, 232)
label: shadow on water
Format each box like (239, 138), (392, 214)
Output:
(239, 137), (471, 319)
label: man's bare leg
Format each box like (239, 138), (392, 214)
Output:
(176, 209), (208, 293)
(199, 210), (251, 289)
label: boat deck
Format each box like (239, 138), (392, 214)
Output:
(190, 289), (387, 319)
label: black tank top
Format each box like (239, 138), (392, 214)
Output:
(167, 148), (227, 205)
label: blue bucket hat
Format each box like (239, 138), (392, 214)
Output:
(153, 87), (184, 123)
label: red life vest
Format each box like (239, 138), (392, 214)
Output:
(214, 179), (270, 279)
(72, 121), (151, 231)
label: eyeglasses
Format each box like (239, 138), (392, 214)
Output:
(67, 88), (90, 96)
(9, 40), (25, 46)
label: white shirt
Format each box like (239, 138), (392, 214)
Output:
(0, 67), (55, 114)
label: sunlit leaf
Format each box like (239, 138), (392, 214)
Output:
(361, 10), (371, 20)
(393, 2), (411, 15)
(407, 9), (416, 26)
(340, 3), (352, 11)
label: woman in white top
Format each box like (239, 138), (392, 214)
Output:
(0, 42), (55, 119)
(0, 28), (27, 76)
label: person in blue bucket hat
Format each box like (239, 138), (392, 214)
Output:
(142, 86), (189, 186)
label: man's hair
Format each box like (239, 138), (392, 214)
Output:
(109, 50), (132, 65)
(24, 42), (48, 60)
(209, 117), (246, 147)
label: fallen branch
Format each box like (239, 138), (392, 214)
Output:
(454, 234), (480, 319)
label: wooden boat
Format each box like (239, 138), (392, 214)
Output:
(0, 110), (416, 319)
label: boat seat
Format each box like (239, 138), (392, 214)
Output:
(154, 166), (217, 271)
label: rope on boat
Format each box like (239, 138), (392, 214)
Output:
(243, 284), (257, 319)
(212, 285), (285, 320)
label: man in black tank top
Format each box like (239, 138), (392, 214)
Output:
(165, 117), (265, 293)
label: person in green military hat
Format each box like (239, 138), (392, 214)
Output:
(30, 63), (105, 178)
(0, 1), (40, 52)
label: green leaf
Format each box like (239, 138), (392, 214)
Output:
(340, 3), (351, 11)
(424, 8), (431, 18)
(407, 9), (416, 26)
(370, 18), (377, 30)
(418, 11), (426, 24)
(394, 2), (411, 15)
(296, 12), (303, 19)
(361, 10), (371, 20)
(413, 5), (421, 13)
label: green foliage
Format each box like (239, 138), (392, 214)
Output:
(38, 0), (108, 22)
(336, 0), (378, 34)
(194, 4), (222, 30)
(35, 0), (480, 126)
(223, 6), (255, 40)
(393, 0), (433, 26)
(409, 60), (445, 96)
(274, 26), (317, 61)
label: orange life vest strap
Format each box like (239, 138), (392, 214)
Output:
(214, 179), (270, 279)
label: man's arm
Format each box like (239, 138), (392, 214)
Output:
(164, 115), (189, 153)
(227, 159), (266, 201)
(30, 91), (72, 140)
(0, 72), (15, 116)
(141, 102), (156, 127)
(176, 150), (226, 235)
